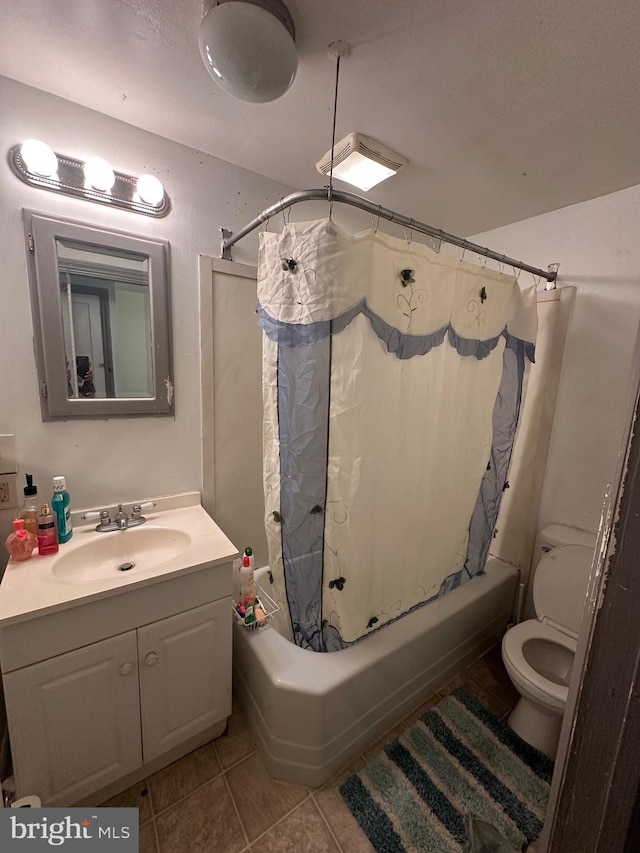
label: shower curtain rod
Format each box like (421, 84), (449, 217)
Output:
(220, 187), (558, 283)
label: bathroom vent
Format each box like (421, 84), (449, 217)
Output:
(315, 132), (408, 191)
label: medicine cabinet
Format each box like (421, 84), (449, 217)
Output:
(24, 210), (173, 419)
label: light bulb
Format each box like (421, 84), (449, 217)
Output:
(136, 174), (164, 205)
(331, 152), (397, 192)
(84, 157), (115, 191)
(20, 139), (58, 177)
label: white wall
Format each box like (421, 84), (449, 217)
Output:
(471, 185), (640, 536)
(3, 73), (639, 580)
(0, 76), (295, 565)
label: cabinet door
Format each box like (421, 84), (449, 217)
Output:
(138, 599), (231, 763)
(3, 631), (141, 805)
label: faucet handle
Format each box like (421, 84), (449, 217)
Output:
(131, 501), (156, 520)
(81, 509), (113, 530)
(82, 509), (111, 522)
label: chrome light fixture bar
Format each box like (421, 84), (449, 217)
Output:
(9, 140), (170, 217)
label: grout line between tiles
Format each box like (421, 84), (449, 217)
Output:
(310, 792), (346, 853)
(244, 792), (312, 847)
(218, 746), (258, 774)
(214, 736), (258, 774)
(222, 771), (250, 850)
(464, 668), (513, 712)
(146, 779), (156, 819)
(150, 818), (160, 853)
(149, 747), (256, 821)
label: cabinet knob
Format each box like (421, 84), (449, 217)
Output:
(119, 662), (134, 677)
(145, 652), (159, 667)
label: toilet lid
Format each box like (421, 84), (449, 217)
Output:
(534, 544), (594, 634)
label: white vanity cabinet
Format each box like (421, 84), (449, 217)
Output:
(0, 558), (233, 806)
(138, 599), (230, 763)
(3, 631), (143, 805)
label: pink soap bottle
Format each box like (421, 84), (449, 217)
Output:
(5, 518), (37, 562)
(37, 503), (59, 556)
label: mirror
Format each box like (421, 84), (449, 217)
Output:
(24, 211), (173, 419)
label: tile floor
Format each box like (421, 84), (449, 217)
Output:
(101, 643), (520, 852)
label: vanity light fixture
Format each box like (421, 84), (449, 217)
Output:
(9, 140), (170, 217)
(316, 132), (408, 192)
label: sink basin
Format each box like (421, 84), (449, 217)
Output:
(51, 525), (192, 584)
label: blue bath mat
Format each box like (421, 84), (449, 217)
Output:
(340, 688), (554, 852)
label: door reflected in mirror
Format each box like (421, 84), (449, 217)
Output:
(24, 211), (173, 420)
(57, 239), (153, 400)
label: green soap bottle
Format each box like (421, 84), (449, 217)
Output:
(52, 475), (73, 543)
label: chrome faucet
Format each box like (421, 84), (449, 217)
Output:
(82, 501), (156, 533)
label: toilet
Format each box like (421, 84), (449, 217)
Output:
(502, 526), (595, 758)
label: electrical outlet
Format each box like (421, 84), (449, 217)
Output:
(0, 473), (19, 509)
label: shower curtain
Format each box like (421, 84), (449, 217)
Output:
(258, 219), (537, 652)
(491, 290), (572, 577)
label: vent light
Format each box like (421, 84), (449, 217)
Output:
(316, 132), (407, 191)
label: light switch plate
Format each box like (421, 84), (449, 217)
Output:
(0, 434), (17, 474)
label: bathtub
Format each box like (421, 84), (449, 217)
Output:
(232, 557), (518, 787)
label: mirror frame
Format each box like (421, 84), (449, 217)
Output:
(24, 210), (174, 420)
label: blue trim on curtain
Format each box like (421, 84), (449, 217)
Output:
(463, 339), (527, 579)
(258, 302), (535, 363)
(278, 340), (331, 651)
(270, 303), (532, 651)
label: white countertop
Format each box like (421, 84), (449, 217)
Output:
(0, 492), (239, 627)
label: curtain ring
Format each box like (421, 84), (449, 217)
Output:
(406, 219), (414, 245)
(280, 198), (290, 229)
(371, 206), (381, 233)
(498, 255), (505, 275)
(513, 261), (523, 281)
(436, 230), (444, 253)
(457, 240), (468, 263)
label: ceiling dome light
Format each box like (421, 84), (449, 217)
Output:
(198, 0), (298, 103)
(20, 139), (58, 177)
(137, 174), (165, 205)
(84, 157), (115, 192)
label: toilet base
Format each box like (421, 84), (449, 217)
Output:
(507, 696), (563, 758)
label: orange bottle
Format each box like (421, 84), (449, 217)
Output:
(5, 518), (37, 562)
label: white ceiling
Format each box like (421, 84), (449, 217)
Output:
(1, 0), (639, 236)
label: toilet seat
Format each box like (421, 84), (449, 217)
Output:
(502, 619), (576, 709)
